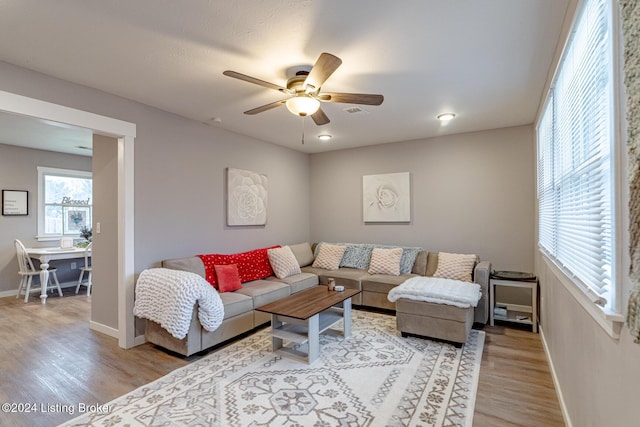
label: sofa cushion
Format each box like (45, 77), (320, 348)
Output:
(161, 256), (206, 278)
(368, 247), (403, 276)
(312, 243), (346, 270)
(411, 251), (428, 275)
(214, 264), (242, 293)
(340, 243), (374, 269)
(236, 279), (291, 308)
(433, 252), (478, 282)
(365, 244), (421, 274)
(301, 266), (366, 288)
(426, 252), (439, 276)
(198, 246), (279, 287)
(268, 246), (301, 279)
(362, 273), (420, 294)
(267, 273), (319, 294)
(218, 291), (253, 320)
(396, 298), (473, 322)
(288, 242), (315, 267)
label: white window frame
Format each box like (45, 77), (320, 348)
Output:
(535, 0), (625, 337)
(37, 166), (92, 241)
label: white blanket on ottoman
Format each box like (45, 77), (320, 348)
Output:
(134, 268), (224, 339)
(388, 276), (481, 308)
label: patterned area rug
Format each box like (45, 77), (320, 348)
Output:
(62, 310), (484, 427)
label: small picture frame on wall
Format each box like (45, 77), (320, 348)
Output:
(2, 190), (28, 216)
(64, 207), (90, 233)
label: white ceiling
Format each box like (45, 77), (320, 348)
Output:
(0, 0), (569, 154)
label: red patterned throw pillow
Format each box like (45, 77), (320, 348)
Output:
(214, 264), (242, 293)
(198, 246), (280, 288)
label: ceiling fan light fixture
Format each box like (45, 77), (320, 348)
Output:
(286, 95), (320, 117)
(437, 112), (456, 122)
(318, 134), (332, 141)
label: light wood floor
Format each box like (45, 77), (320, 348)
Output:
(0, 290), (565, 427)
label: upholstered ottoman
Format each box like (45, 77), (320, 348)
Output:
(395, 298), (474, 346)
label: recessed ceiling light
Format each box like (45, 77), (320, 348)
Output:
(318, 134), (332, 141)
(437, 113), (456, 122)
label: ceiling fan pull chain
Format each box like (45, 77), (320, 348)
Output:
(301, 116), (305, 144)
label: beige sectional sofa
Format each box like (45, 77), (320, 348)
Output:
(301, 245), (490, 324)
(144, 245), (319, 356)
(142, 242), (490, 356)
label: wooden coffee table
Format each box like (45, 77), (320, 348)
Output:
(255, 286), (360, 363)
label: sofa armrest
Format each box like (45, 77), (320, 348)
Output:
(473, 261), (491, 324)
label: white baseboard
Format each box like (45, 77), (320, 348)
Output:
(1, 280), (79, 299)
(539, 326), (572, 427)
(0, 289), (17, 298)
(134, 334), (146, 346)
(5, 283), (124, 343)
(89, 320), (119, 339)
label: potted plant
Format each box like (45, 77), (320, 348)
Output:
(77, 225), (92, 247)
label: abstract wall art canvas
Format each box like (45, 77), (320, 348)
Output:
(363, 172), (410, 222)
(227, 167), (268, 226)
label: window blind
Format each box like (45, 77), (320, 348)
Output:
(537, 0), (612, 306)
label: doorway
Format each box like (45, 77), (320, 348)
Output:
(0, 90), (137, 348)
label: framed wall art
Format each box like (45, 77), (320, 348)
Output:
(227, 167), (268, 226)
(64, 207), (90, 233)
(363, 172), (410, 222)
(2, 190), (28, 216)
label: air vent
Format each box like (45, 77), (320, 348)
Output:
(343, 106), (369, 114)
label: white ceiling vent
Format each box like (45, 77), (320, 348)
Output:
(343, 106), (369, 114)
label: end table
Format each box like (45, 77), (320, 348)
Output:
(489, 271), (538, 333)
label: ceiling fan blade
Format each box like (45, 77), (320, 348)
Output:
(311, 107), (330, 126)
(304, 53), (342, 93)
(223, 70), (287, 92)
(244, 99), (287, 115)
(318, 92), (384, 106)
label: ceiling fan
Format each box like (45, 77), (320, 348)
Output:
(223, 52), (383, 126)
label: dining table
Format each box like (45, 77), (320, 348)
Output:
(25, 246), (91, 304)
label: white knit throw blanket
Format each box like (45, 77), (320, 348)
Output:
(133, 268), (224, 339)
(388, 276), (482, 308)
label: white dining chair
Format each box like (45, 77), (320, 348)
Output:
(15, 239), (63, 303)
(76, 242), (92, 296)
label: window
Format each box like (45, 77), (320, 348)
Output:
(37, 167), (92, 240)
(536, 0), (617, 311)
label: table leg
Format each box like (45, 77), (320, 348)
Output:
(489, 281), (495, 326)
(272, 314), (283, 351)
(532, 282), (538, 333)
(307, 314), (320, 363)
(39, 262), (50, 304)
(343, 298), (352, 337)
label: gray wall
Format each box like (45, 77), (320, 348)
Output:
(133, 113), (311, 270)
(536, 250), (640, 426)
(0, 60), (312, 330)
(528, 1), (640, 425)
(0, 143), (92, 294)
(309, 125), (535, 273)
